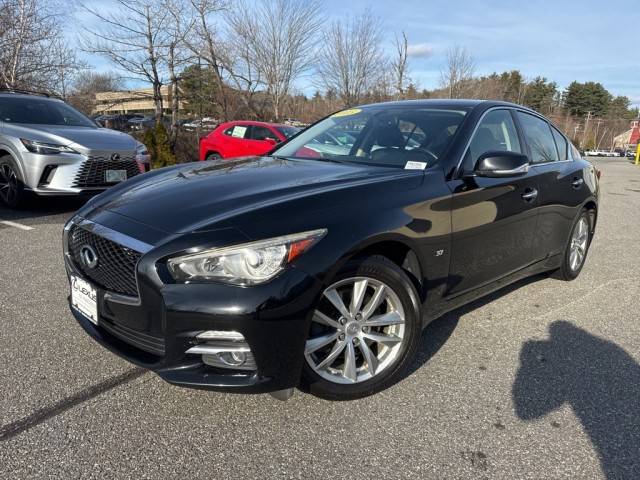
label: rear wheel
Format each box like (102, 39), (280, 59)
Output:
(205, 152), (222, 161)
(301, 256), (421, 400)
(556, 209), (592, 280)
(0, 156), (26, 208)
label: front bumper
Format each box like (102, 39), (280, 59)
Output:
(22, 150), (149, 195)
(64, 219), (323, 393)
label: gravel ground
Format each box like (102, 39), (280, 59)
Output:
(0, 158), (638, 479)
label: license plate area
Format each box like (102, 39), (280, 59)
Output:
(105, 170), (127, 183)
(70, 275), (98, 325)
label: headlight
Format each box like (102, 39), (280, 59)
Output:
(167, 229), (327, 285)
(135, 142), (150, 165)
(21, 139), (78, 155)
(135, 142), (148, 155)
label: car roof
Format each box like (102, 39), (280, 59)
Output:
(222, 120), (291, 129)
(358, 98), (537, 114)
(0, 91), (63, 102)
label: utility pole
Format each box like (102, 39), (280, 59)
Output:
(581, 111), (593, 149)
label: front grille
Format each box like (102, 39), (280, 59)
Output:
(73, 155), (141, 188)
(68, 225), (141, 297)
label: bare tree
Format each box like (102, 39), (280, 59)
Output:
(0, 0), (83, 92)
(67, 71), (124, 115)
(225, 0), (322, 121)
(81, 0), (172, 121)
(391, 31), (409, 99)
(185, 0), (234, 119)
(440, 45), (475, 99)
(317, 10), (385, 107)
(164, 0), (196, 143)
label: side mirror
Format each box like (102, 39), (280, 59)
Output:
(264, 137), (277, 145)
(474, 151), (529, 178)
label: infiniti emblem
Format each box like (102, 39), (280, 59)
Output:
(110, 153), (121, 161)
(80, 245), (99, 269)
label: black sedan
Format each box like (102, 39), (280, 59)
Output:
(63, 100), (599, 400)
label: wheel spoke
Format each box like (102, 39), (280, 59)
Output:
(358, 340), (378, 375)
(312, 310), (340, 329)
(349, 279), (368, 316)
(361, 284), (386, 319)
(315, 339), (347, 370)
(324, 288), (351, 319)
(362, 331), (402, 346)
(365, 310), (403, 327)
(305, 332), (339, 354)
(343, 341), (357, 382)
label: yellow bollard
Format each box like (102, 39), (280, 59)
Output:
(636, 144), (640, 165)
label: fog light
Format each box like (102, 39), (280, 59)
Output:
(220, 351), (246, 366)
(185, 331), (257, 371)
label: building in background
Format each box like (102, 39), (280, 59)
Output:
(613, 120), (640, 150)
(93, 86), (184, 115)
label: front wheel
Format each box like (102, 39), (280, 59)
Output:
(205, 153), (222, 161)
(301, 256), (421, 400)
(556, 209), (592, 281)
(0, 156), (26, 208)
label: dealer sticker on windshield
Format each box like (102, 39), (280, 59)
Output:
(404, 161), (427, 170)
(331, 108), (361, 118)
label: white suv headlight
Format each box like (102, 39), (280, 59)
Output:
(167, 229), (326, 285)
(21, 139), (78, 155)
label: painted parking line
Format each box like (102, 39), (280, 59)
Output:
(0, 220), (34, 231)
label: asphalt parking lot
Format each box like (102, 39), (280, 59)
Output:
(1, 157), (639, 479)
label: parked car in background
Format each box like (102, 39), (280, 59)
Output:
(199, 120), (300, 160)
(64, 100), (598, 400)
(183, 118), (218, 132)
(128, 116), (155, 130)
(627, 149), (638, 158)
(0, 91), (150, 207)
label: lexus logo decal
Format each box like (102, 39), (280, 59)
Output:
(110, 153), (121, 161)
(80, 245), (99, 269)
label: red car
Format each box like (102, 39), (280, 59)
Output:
(199, 121), (300, 161)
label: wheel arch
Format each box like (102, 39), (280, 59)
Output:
(582, 198), (598, 233)
(0, 146), (25, 180)
(331, 235), (427, 303)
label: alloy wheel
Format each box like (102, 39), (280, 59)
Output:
(569, 216), (589, 271)
(305, 276), (406, 384)
(0, 164), (19, 205)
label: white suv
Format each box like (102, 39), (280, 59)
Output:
(0, 91), (150, 208)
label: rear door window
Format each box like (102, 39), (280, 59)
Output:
(551, 127), (569, 160)
(516, 112), (559, 164)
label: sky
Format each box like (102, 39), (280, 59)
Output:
(69, 0), (640, 107)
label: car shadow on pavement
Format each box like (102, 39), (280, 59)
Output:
(0, 196), (87, 222)
(513, 320), (640, 479)
(405, 274), (546, 377)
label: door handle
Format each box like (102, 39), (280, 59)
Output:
(572, 177), (584, 188)
(521, 188), (538, 202)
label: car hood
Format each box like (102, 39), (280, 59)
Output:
(86, 156), (422, 234)
(8, 124), (137, 150)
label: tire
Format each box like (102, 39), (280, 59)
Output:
(301, 255), (421, 400)
(0, 155), (26, 208)
(556, 208), (593, 281)
(206, 153), (222, 161)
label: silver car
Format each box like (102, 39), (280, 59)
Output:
(0, 92), (150, 208)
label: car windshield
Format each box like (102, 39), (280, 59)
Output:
(276, 126), (301, 138)
(0, 96), (96, 127)
(273, 106), (468, 168)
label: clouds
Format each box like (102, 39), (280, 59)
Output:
(407, 43), (433, 58)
